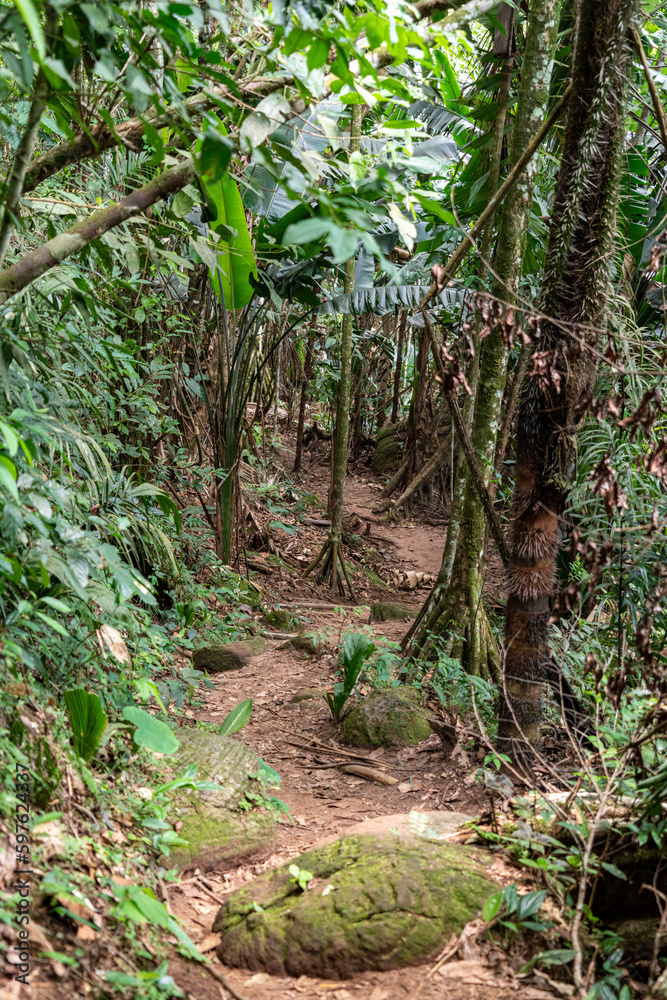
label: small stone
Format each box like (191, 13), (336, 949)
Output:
(262, 609), (296, 629)
(340, 689), (431, 748)
(192, 636), (266, 672)
(290, 634), (326, 656)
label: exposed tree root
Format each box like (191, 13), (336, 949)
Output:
(376, 433), (451, 513)
(404, 587), (502, 686)
(303, 536), (357, 600)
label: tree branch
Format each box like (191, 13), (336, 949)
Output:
(0, 159), (195, 303)
(21, 0), (492, 195)
(421, 84), (572, 306)
(22, 75), (291, 195)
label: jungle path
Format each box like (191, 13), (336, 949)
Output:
(169, 471), (544, 1000)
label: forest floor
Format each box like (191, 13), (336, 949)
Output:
(161, 454), (548, 1000)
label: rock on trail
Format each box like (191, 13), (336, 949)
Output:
(212, 813), (497, 978)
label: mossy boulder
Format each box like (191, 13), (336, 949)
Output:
(290, 634), (327, 655)
(262, 608), (296, 630)
(369, 602), (418, 622)
(165, 729), (276, 871)
(192, 636), (266, 672)
(213, 831), (496, 978)
(372, 432), (402, 472)
(341, 689), (431, 747)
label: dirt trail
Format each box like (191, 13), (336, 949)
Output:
(169, 473), (537, 1000)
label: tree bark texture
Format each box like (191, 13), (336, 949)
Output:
(391, 311), (407, 424)
(499, 0), (637, 745)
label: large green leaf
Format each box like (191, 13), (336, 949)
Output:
(218, 697), (253, 736)
(64, 689), (108, 762)
(121, 706), (180, 755)
(196, 120), (257, 309)
(317, 284), (463, 315)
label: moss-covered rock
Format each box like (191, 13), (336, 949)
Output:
(363, 567), (390, 589)
(290, 687), (326, 703)
(213, 832), (496, 977)
(192, 636), (266, 672)
(262, 608), (296, 629)
(372, 433), (402, 472)
(369, 602), (418, 622)
(290, 634), (327, 656)
(340, 689), (431, 747)
(165, 729), (276, 871)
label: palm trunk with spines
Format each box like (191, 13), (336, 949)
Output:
(499, 0), (637, 747)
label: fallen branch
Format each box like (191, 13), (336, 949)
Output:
(341, 764), (398, 785)
(379, 433), (451, 512)
(0, 158), (195, 302)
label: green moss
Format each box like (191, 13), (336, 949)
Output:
(370, 602), (417, 622)
(373, 434), (402, 472)
(163, 729), (277, 870)
(290, 687), (326, 703)
(262, 608), (300, 630)
(266, 553), (295, 572)
(363, 567), (390, 589)
(213, 833), (496, 977)
(341, 689), (431, 747)
(171, 811), (274, 871)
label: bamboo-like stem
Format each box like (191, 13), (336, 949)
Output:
(479, 55), (514, 274)
(632, 25), (667, 153)
(294, 326), (316, 474)
(0, 7), (58, 265)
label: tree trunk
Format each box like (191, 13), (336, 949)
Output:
(294, 326), (316, 474)
(407, 0), (561, 675)
(499, 0), (637, 748)
(391, 311), (407, 424)
(304, 106), (362, 598)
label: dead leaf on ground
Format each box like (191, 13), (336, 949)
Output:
(197, 932), (221, 953)
(27, 923), (66, 977)
(398, 779), (423, 793)
(76, 924), (97, 941)
(244, 972), (271, 985)
(32, 820), (67, 860)
(96, 624), (132, 666)
(437, 959), (513, 986)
